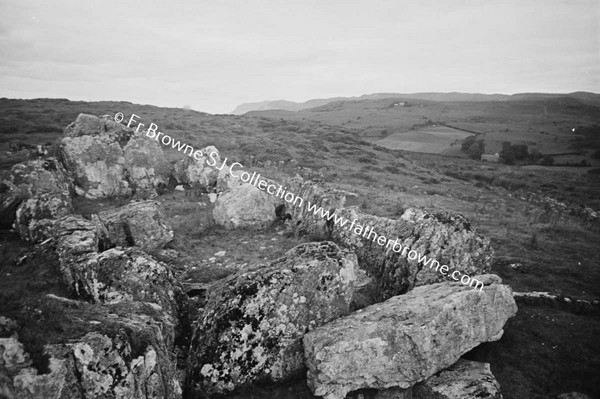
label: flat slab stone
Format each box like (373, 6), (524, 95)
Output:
(302, 276), (517, 399)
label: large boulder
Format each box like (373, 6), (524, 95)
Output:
(283, 176), (352, 237)
(330, 207), (494, 301)
(10, 158), (71, 197)
(61, 247), (182, 320)
(3, 158), (72, 231)
(412, 358), (502, 399)
(216, 161), (243, 192)
(14, 192), (72, 242)
(53, 214), (181, 320)
(172, 145), (220, 189)
(60, 114), (170, 199)
(0, 299), (182, 399)
(302, 275), (517, 399)
(186, 241), (361, 397)
(7, 158), (74, 241)
(212, 183), (282, 229)
(97, 200), (174, 252)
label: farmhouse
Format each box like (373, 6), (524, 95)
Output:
(481, 153), (500, 162)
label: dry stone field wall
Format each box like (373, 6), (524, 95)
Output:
(0, 113), (518, 399)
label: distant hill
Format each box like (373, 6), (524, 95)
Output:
(230, 98), (345, 114)
(231, 92), (600, 114)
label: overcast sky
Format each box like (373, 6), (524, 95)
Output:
(0, 0), (598, 114)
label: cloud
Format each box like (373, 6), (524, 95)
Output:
(0, 0), (598, 113)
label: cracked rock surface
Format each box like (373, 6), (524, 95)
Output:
(331, 207), (494, 301)
(186, 241), (360, 396)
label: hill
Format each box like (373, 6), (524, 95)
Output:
(247, 94), (600, 160)
(231, 91), (600, 114)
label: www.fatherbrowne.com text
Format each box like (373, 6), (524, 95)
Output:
(116, 112), (485, 291)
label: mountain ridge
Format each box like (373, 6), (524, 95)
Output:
(231, 91), (600, 114)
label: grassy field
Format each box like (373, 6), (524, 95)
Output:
(248, 95), (600, 164)
(1, 97), (599, 398)
(373, 125), (471, 153)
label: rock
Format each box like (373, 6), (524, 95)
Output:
(54, 215), (103, 280)
(284, 176), (351, 237)
(60, 114), (169, 199)
(302, 277), (517, 399)
(412, 358), (502, 399)
(53, 214), (181, 319)
(10, 158), (71, 197)
(330, 207), (493, 301)
(7, 158), (74, 242)
(216, 162), (244, 193)
(508, 262), (523, 271)
(14, 192), (72, 242)
(175, 185), (185, 191)
(0, 180), (24, 229)
(372, 387), (413, 399)
(61, 246), (182, 320)
(557, 393), (593, 399)
(122, 129), (171, 192)
(97, 200), (174, 252)
(213, 183), (282, 229)
(0, 299), (182, 399)
(512, 291), (599, 314)
(186, 241), (360, 396)
(172, 146), (220, 189)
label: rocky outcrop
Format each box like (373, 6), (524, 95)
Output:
(97, 200), (174, 252)
(54, 215), (103, 288)
(329, 207), (493, 301)
(172, 145), (220, 189)
(6, 158), (74, 242)
(186, 241), (361, 396)
(213, 183), (282, 229)
(302, 276), (517, 399)
(0, 299), (182, 399)
(14, 192), (72, 242)
(60, 246), (182, 319)
(10, 158), (71, 197)
(412, 358), (502, 399)
(0, 180), (25, 229)
(60, 114), (170, 199)
(557, 393), (593, 399)
(53, 214), (182, 321)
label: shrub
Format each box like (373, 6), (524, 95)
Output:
(540, 155), (555, 166)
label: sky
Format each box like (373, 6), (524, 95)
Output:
(0, 0), (598, 114)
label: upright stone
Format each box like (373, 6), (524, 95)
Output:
(331, 207), (494, 301)
(60, 114), (170, 198)
(97, 200), (173, 252)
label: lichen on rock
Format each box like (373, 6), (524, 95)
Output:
(59, 114), (170, 199)
(15, 192), (72, 243)
(330, 206), (494, 301)
(97, 200), (174, 252)
(186, 241), (360, 396)
(302, 276), (517, 399)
